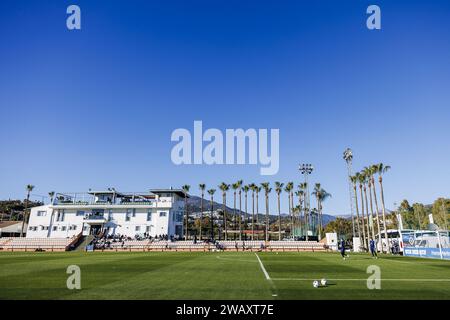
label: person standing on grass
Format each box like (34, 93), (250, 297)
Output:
(340, 239), (348, 260)
(370, 239), (378, 259)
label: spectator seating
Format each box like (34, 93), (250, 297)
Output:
(0, 236), (80, 251)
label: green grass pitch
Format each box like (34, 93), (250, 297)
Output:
(0, 251), (449, 300)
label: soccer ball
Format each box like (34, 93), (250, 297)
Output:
(321, 279), (327, 286)
(313, 280), (319, 288)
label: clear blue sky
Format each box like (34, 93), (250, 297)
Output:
(0, 0), (449, 215)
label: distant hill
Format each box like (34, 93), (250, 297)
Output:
(187, 195), (337, 225)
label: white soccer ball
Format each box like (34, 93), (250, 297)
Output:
(313, 280), (319, 288)
(321, 278), (327, 286)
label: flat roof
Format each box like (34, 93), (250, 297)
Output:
(150, 189), (189, 198)
(87, 191), (125, 197)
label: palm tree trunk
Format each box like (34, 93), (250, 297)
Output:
(239, 191), (242, 241)
(223, 194), (227, 241)
(256, 192), (259, 240)
(368, 184), (377, 242)
(233, 192), (236, 240)
(353, 185), (362, 247)
(265, 194), (269, 241)
(184, 196), (189, 240)
(277, 194), (281, 241)
(200, 194), (203, 240)
(251, 192), (255, 241)
(379, 178), (390, 253)
(288, 192), (294, 238)
(371, 179), (382, 252)
(20, 192), (30, 237)
(244, 192), (248, 240)
(363, 186), (371, 244)
(210, 195), (214, 240)
(359, 186), (368, 249)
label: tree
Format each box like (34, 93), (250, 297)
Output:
(21, 184), (35, 237)
(255, 186), (261, 240)
(412, 203), (428, 229)
(181, 185), (190, 240)
(260, 182), (271, 241)
(284, 182), (294, 237)
(356, 172), (368, 249)
(375, 163), (391, 252)
(325, 218), (353, 240)
(237, 180), (243, 240)
(199, 184), (206, 240)
(275, 182), (284, 240)
(242, 185), (250, 236)
(298, 183), (308, 239)
(350, 175), (362, 242)
(312, 184), (331, 240)
(249, 183), (256, 240)
(231, 182), (239, 240)
(207, 189), (216, 239)
(361, 171), (374, 242)
(432, 198), (450, 230)
(369, 164), (383, 251)
(219, 183), (230, 240)
(364, 166), (378, 246)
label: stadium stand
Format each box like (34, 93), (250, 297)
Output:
(0, 234), (81, 252)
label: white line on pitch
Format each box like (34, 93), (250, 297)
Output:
(255, 253), (271, 280)
(272, 278), (450, 282)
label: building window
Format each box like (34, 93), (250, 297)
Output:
(135, 226), (140, 232)
(61, 226), (66, 231)
(147, 210), (152, 221)
(57, 210), (65, 222)
(76, 211), (85, 216)
(52, 226), (57, 231)
(132, 209), (136, 217)
(126, 209), (132, 221)
(146, 226), (151, 233)
(159, 212), (167, 217)
(37, 211), (46, 217)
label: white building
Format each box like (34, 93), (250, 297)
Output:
(26, 189), (187, 239)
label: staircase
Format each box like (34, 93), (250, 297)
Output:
(74, 235), (95, 251)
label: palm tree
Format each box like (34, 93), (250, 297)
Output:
(284, 182), (294, 237)
(364, 167), (377, 244)
(350, 175), (362, 243)
(275, 182), (284, 240)
(361, 172), (373, 243)
(356, 172), (368, 249)
(255, 186), (261, 240)
(219, 182), (230, 240)
(312, 184), (332, 240)
(249, 183), (256, 240)
(242, 185), (250, 237)
(231, 182), (240, 240)
(48, 191), (55, 204)
(260, 182), (271, 241)
(181, 185), (190, 240)
(21, 184), (35, 237)
(375, 163), (391, 253)
(237, 180), (243, 240)
(199, 184), (206, 240)
(207, 189), (216, 239)
(294, 190), (302, 237)
(368, 165), (382, 251)
(298, 183), (308, 240)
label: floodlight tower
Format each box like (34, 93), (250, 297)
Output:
(299, 163), (313, 240)
(343, 148), (356, 238)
